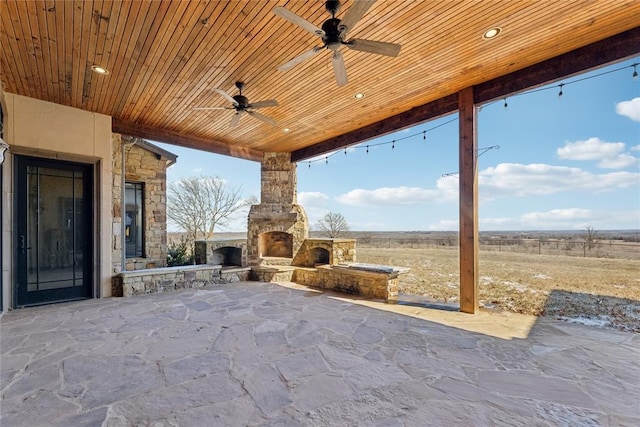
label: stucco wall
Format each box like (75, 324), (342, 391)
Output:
(1, 93), (113, 309)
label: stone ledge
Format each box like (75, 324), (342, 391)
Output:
(120, 264), (223, 278)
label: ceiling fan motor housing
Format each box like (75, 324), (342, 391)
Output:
(322, 18), (343, 49)
(233, 95), (250, 109)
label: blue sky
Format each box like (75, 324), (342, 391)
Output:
(156, 57), (640, 232)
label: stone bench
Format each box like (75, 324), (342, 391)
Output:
(112, 265), (251, 297)
(292, 263), (409, 302)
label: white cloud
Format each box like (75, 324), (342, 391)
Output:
(630, 144), (640, 152)
(336, 186), (441, 206)
(557, 137), (625, 161)
(298, 191), (329, 207)
(335, 163), (639, 207)
(521, 208), (592, 222)
(479, 163), (639, 198)
(616, 97), (640, 122)
(298, 192), (330, 225)
(597, 153), (639, 169)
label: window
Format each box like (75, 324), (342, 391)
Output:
(125, 182), (144, 258)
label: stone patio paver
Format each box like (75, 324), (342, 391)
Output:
(1, 281), (639, 426)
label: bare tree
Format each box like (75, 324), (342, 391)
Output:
(167, 176), (251, 244)
(316, 212), (350, 238)
(583, 226), (599, 251)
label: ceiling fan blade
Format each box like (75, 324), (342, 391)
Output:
(192, 106), (231, 111)
(332, 51), (348, 87)
(248, 99), (279, 109)
(273, 6), (325, 37)
(339, 0), (376, 37)
(347, 38), (401, 57)
(229, 112), (242, 128)
(214, 88), (239, 105)
(247, 110), (278, 127)
(278, 47), (322, 71)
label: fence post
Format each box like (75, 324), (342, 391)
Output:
(538, 239), (541, 255)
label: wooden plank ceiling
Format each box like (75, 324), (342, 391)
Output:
(2, 0), (640, 162)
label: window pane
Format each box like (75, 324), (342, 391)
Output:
(125, 182), (144, 258)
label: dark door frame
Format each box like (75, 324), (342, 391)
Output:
(13, 155), (94, 307)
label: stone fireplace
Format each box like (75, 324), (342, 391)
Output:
(247, 153), (309, 265)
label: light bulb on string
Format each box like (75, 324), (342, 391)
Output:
(503, 98), (508, 109)
(308, 162), (311, 169)
(325, 157), (328, 165)
(558, 83), (564, 98)
(423, 131), (426, 140)
(366, 145), (369, 154)
(344, 148), (347, 155)
(392, 140), (395, 150)
(633, 64), (638, 80)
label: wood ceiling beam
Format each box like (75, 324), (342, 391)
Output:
(291, 94), (459, 162)
(112, 118), (263, 162)
(292, 26), (640, 163)
(475, 26), (640, 104)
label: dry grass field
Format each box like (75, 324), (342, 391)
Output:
(358, 247), (640, 332)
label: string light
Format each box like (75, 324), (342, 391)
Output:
(325, 156), (328, 165)
(300, 60), (637, 168)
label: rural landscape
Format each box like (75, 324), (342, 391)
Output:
(170, 229), (640, 333)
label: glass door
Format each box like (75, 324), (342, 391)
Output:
(15, 156), (93, 306)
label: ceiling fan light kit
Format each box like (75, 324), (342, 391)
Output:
(274, 0), (402, 86)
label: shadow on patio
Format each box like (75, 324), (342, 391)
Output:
(1, 282), (639, 426)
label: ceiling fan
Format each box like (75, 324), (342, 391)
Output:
(274, 0), (401, 86)
(193, 81), (279, 127)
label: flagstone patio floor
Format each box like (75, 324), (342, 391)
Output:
(1, 281), (639, 426)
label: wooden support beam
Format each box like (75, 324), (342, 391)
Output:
(112, 118), (263, 162)
(291, 94), (458, 162)
(458, 87), (478, 314)
(474, 27), (640, 104)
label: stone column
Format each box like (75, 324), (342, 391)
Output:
(247, 152), (309, 265)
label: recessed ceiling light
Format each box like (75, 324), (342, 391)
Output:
(483, 27), (502, 40)
(354, 93), (365, 99)
(283, 128), (291, 133)
(91, 65), (109, 75)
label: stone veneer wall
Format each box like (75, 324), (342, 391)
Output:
(293, 265), (401, 302)
(247, 152), (308, 265)
(113, 265), (251, 297)
(112, 135), (169, 272)
(292, 238), (357, 267)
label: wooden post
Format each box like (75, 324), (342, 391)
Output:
(458, 87), (478, 314)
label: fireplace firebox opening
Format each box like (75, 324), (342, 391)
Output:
(211, 246), (243, 267)
(311, 247), (330, 266)
(259, 231), (293, 258)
